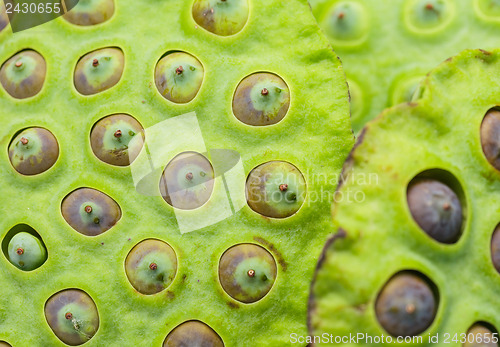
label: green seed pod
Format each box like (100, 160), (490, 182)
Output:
(491, 225), (500, 274)
(321, 1), (369, 46)
(154, 52), (204, 104)
(464, 323), (498, 347)
(159, 151), (214, 210)
(219, 243), (277, 304)
(7, 231), (47, 271)
(192, 0), (249, 36)
(232, 73), (290, 126)
(45, 289), (99, 346)
(163, 320), (224, 347)
(481, 109), (500, 171)
(375, 272), (437, 337)
(63, 0), (115, 26)
(125, 239), (177, 295)
(8, 127), (59, 176)
(407, 179), (463, 244)
(74, 47), (124, 95)
(246, 161), (306, 218)
(90, 114), (144, 166)
(404, 0), (455, 34)
(61, 187), (121, 236)
(0, 50), (46, 99)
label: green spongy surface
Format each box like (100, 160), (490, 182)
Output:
(0, 0), (353, 346)
(309, 49), (500, 345)
(309, 0), (500, 133)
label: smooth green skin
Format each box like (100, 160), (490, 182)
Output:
(125, 239), (178, 295)
(192, 0), (249, 36)
(155, 52), (204, 104)
(163, 320), (224, 347)
(73, 47), (124, 95)
(90, 114), (144, 166)
(63, 0), (115, 26)
(246, 161), (306, 218)
(0, 50), (46, 99)
(45, 289), (99, 346)
(309, 0), (500, 133)
(309, 49), (500, 345)
(8, 127), (59, 175)
(0, 0), (353, 345)
(232, 73), (290, 126)
(7, 232), (47, 271)
(218, 243), (277, 303)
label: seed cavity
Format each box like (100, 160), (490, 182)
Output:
(0, 50), (46, 99)
(474, 0), (500, 22)
(62, 0), (115, 26)
(163, 320), (224, 346)
(2, 224), (48, 271)
(321, 1), (369, 46)
(192, 0), (249, 36)
(404, 0), (455, 34)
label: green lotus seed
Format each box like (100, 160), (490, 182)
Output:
(45, 289), (99, 346)
(8, 127), (59, 176)
(407, 178), (463, 244)
(474, 0), (500, 21)
(232, 73), (290, 126)
(63, 0), (115, 26)
(192, 0), (249, 36)
(0, 50), (46, 99)
(159, 151), (215, 210)
(219, 243), (277, 304)
(61, 187), (121, 236)
(125, 239), (177, 295)
(163, 320), (224, 347)
(481, 109), (500, 171)
(7, 231), (47, 271)
(90, 114), (144, 166)
(464, 323), (498, 347)
(375, 272), (437, 337)
(321, 1), (369, 46)
(155, 52), (204, 104)
(246, 161), (306, 218)
(74, 47), (124, 95)
(404, 0), (455, 34)
(491, 225), (500, 274)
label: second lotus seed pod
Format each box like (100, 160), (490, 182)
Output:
(0, 50), (46, 99)
(322, 1), (369, 46)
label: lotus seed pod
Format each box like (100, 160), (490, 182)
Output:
(159, 152), (214, 210)
(125, 239), (177, 295)
(404, 0), (455, 34)
(63, 0), (115, 26)
(45, 289), (99, 346)
(375, 273), (437, 337)
(481, 109), (500, 171)
(74, 47), (124, 95)
(90, 114), (144, 166)
(0, 50), (46, 99)
(163, 321), (224, 347)
(8, 127), (59, 175)
(491, 225), (500, 274)
(309, 49), (500, 345)
(232, 73), (290, 126)
(246, 161), (306, 218)
(321, 1), (369, 46)
(61, 188), (121, 236)
(155, 52), (204, 104)
(407, 179), (463, 244)
(7, 231), (47, 271)
(192, 0), (248, 36)
(219, 243), (277, 304)
(464, 323), (498, 347)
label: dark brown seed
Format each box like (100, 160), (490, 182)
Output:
(491, 224), (500, 274)
(481, 109), (500, 171)
(163, 321), (224, 347)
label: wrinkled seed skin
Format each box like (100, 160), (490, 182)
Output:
(163, 320), (224, 347)
(481, 109), (500, 171)
(407, 179), (462, 243)
(63, 0), (115, 26)
(90, 114), (144, 166)
(0, 50), (46, 99)
(125, 239), (178, 295)
(232, 73), (290, 126)
(218, 243), (277, 303)
(464, 324), (498, 347)
(45, 289), (99, 346)
(8, 127), (59, 175)
(61, 187), (121, 236)
(375, 273), (437, 337)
